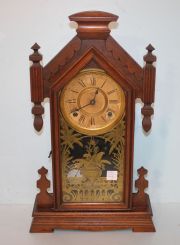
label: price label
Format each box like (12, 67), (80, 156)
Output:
(106, 171), (118, 180)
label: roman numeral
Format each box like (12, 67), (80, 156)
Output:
(78, 79), (86, 88)
(90, 117), (95, 126)
(71, 89), (79, 94)
(66, 99), (76, 103)
(107, 89), (117, 95)
(90, 77), (96, 86)
(101, 80), (106, 88)
(79, 115), (85, 124)
(101, 115), (106, 122)
(109, 100), (119, 104)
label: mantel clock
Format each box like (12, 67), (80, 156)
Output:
(29, 11), (156, 232)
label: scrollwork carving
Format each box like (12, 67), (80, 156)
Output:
(133, 167), (148, 209)
(44, 37), (81, 82)
(36, 167), (53, 208)
(106, 37), (143, 90)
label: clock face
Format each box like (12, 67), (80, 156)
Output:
(60, 69), (125, 135)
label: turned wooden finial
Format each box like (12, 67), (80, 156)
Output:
(29, 43), (44, 131)
(141, 44), (156, 132)
(30, 43), (42, 63)
(144, 44), (156, 64)
(69, 11), (118, 39)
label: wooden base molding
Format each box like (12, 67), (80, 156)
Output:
(30, 194), (155, 233)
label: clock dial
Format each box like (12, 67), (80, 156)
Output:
(60, 69), (125, 135)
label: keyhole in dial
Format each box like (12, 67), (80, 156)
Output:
(73, 112), (78, 117)
(108, 111), (113, 117)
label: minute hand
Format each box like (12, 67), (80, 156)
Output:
(72, 101), (92, 113)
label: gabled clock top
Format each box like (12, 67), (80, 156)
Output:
(29, 11), (156, 133)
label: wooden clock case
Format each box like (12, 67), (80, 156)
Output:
(29, 11), (156, 232)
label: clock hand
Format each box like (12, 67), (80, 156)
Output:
(92, 88), (99, 101)
(72, 88), (99, 113)
(72, 101), (92, 113)
(88, 88), (99, 106)
(94, 88), (99, 98)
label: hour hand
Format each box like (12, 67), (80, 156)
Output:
(90, 88), (99, 104)
(93, 88), (99, 99)
(71, 89), (99, 114)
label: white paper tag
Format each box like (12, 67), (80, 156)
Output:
(106, 171), (118, 180)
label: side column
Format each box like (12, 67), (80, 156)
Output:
(141, 44), (156, 132)
(29, 43), (44, 131)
